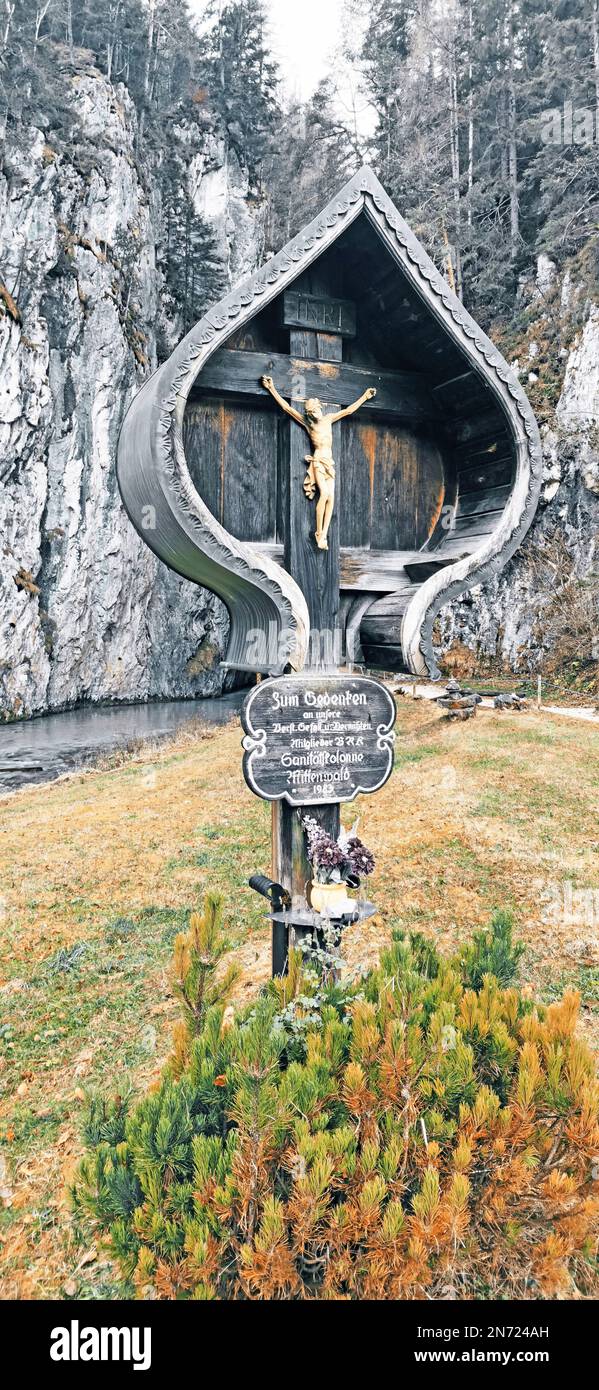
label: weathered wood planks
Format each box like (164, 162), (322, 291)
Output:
(185, 402), (446, 556)
(190, 348), (438, 421)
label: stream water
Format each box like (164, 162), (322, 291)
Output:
(0, 692), (246, 793)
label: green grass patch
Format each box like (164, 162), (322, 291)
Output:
(0, 798), (275, 1168)
(538, 964), (599, 1012)
(394, 742), (444, 767)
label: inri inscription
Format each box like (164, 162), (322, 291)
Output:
(283, 290), (357, 338)
(241, 675), (396, 806)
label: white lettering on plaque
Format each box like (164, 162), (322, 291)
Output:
(241, 675), (396, 806)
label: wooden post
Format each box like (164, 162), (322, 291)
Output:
(286, 408), (340, 666)
(271, 314), (345, 968)
(286, 321), (342, 668)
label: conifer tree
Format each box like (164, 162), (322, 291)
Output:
(520, 0), (599, 260)
(200, 0), (280, 187)
(355, 0), (599, 318)
(263, 81), (357, 250)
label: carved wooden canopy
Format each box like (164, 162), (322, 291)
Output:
(116, 166), (542, 678)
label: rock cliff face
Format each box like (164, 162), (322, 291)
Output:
(437, 276), (599, 680)
(0, 66), (261, 720)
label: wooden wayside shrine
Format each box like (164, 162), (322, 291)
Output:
(117, 166), (542, 971)
(117, 166), (542, 683)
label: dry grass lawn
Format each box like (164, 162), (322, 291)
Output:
(0, 698), (598, 1298)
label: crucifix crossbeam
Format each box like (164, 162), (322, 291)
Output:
(189, 347), (438, 423)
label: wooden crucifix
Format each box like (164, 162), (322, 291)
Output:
(260, 375), (376, 552)
(268, 283), (370, 664)
(266, 287), (374, 956)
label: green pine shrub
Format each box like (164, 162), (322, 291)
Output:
(71, 906), (599, 1301)
(458, 909), (525, 991)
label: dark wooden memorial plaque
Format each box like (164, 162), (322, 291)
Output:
(241, 675), (396, 807)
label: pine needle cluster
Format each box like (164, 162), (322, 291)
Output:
(169, 893), (240, 1077)
(72, 911), (599, 1301)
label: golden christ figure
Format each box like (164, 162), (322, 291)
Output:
(261, 375), (376, 550)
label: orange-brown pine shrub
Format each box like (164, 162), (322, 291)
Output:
(72, 922), (599, 1301)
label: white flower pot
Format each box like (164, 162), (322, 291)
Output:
(308, 880), (355, 917)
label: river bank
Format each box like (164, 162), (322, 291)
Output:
(0, 692), (246, 792)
